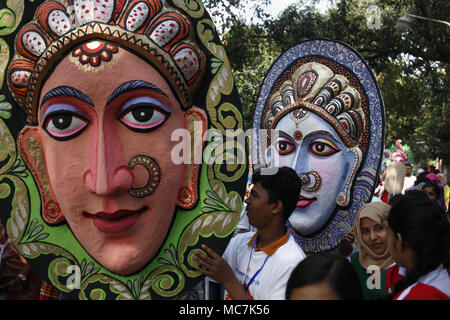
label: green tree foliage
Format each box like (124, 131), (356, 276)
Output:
(204, 0), (449, 167)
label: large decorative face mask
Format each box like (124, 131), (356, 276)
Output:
(0, 0), (246, 299)
(253, 40), (385, 253)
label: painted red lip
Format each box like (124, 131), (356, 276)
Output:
(296, 196), (317, 209)
(84, 206), (147, 234)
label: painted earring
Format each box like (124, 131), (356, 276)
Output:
(128, 155), (160, 198)
(336, 148), (362, 207)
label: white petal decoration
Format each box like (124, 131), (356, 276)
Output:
(10, 70), (31, 86)
(22, 31), (47, 57)
(48, 9), (72, 36)
(73, 0), (114, 25)
(149, 19), (180, 47)
(125, 2), (150, 32)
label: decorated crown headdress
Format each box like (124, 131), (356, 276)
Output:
(262, 62), (365, 148)
(7, 0), (206, 124)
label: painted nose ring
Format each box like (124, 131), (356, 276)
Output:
(128, 155), (160, 198)
(299, 171), (322, 193)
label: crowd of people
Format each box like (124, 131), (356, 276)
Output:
(0, 0), (448, 303)
(375, 164), (450, 214)
(1, 165), (449, 300)
(196, 165), (449, 300)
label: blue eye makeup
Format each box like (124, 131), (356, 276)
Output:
(118, 97), (172, 132)
(43, 104), (90, 141)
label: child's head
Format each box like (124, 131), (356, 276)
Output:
(422, 182), (441, 202)
(286, 251), (363, 300)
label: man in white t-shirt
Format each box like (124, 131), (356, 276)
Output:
(402, 163), (416, 194)
(195, 167), (306, 300)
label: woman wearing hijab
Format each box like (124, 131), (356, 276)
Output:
(350, 202), (394, 300)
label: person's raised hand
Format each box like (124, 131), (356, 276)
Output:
(194, 244), (250, 300)
(344, 232), (355, 245)
(194, 244), (235, 285)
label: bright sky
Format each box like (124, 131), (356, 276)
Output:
(233, 0), (331, 25)
(213, 0), (333, 32)
(265, 0), (331, 17)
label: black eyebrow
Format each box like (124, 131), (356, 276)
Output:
(41, 86), (93, 106)
(278, 130), (295, 142)
(107, 80), (168, 105)
(303, 130), (340, 145)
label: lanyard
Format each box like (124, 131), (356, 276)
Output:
(243, 236), (270, 292)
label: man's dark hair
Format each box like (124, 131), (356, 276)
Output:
(251, 167), (302, 221)
(386, 193), (450, 299)
(285, 251), (363, 300)
(415, 172), (431, 186)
